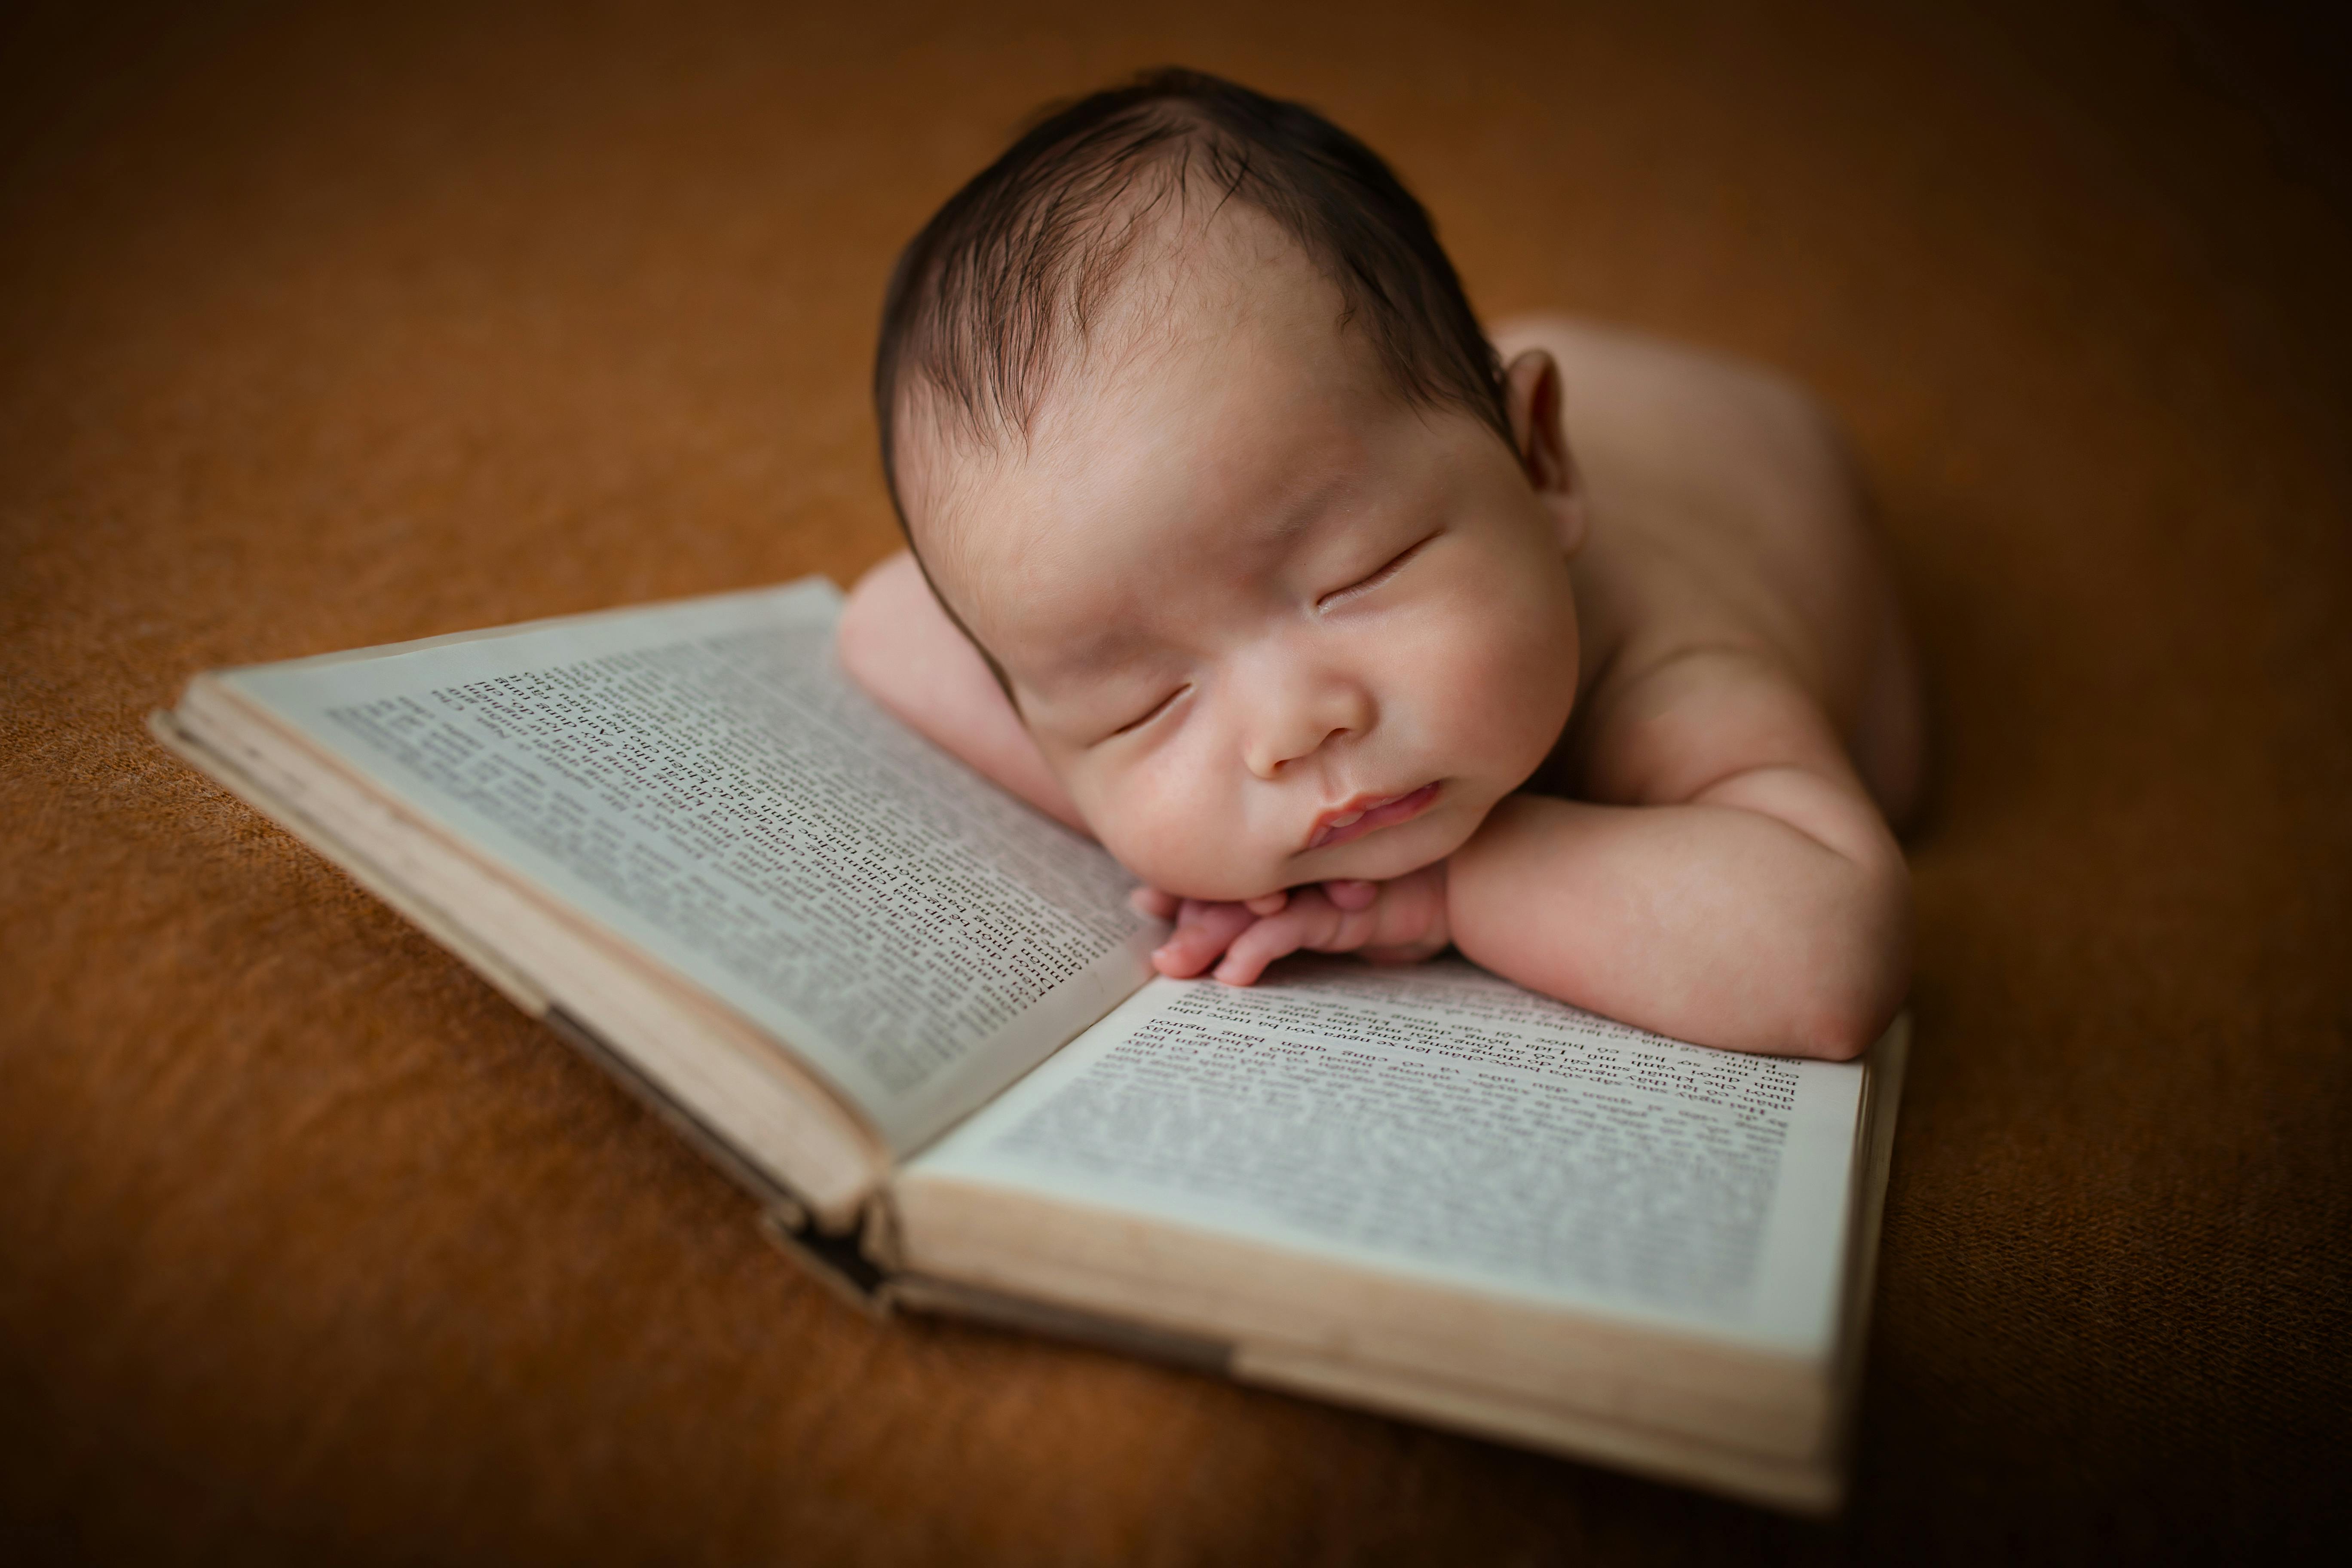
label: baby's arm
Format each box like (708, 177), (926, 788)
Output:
(1448, 650), (1908, 1060)
(1173, 649), (1907, 1061)
(836, 551), (1085, 829)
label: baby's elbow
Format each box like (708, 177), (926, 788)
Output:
(1783, 861), (1911, 1061)
(835, 551), (925, 700)
(1788, 987), (1896, 1062)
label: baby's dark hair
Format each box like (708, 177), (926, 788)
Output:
(873, 67), (1510, 527)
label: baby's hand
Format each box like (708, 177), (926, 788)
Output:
(1130, 864), (1452, 986)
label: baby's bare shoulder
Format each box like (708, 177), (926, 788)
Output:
(1571, 642), (1855, 808)
(1493, 316), (1917, 815)
(1491, 313), (1860, 540)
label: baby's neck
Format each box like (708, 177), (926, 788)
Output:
(1520, 546), (1619, 801)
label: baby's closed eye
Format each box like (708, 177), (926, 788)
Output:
(1315, 530), (1439, 611)
(1106, 683), (1189, 740)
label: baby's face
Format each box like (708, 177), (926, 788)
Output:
(904, 220), (1580, 901)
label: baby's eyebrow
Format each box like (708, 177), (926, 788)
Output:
(1019, 619), (1161, 692)
(1014, 465), (1366, 692)
(1256, 469), (1360, 552)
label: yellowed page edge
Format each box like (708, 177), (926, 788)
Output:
(1233, 1340), (1841, 1514)
(155, 691), (883, 1228)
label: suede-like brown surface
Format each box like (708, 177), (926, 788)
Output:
(5, 2), (2349, 1562)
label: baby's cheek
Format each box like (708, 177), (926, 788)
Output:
(1106, 808), (1235, 899)
(1094, 782), (1273, 902)
(1424, 597), (1577, 773)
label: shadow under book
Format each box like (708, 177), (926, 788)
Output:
(152, 576), (1908, 1515)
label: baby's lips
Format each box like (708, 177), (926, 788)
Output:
(1304, 782), (1442, 852)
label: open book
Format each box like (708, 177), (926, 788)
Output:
(151, 578), (1907, 1513)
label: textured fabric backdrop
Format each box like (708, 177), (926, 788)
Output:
(4, 2), (2348, 1562)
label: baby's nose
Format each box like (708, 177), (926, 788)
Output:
(1243, 666), (1375, 780)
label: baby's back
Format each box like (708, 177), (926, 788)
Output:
(1493, 316), (1921, 824)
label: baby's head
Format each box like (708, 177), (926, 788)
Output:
(876, 70), (1585, 902)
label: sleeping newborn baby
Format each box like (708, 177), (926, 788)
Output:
(839, 69), (1920, 1060)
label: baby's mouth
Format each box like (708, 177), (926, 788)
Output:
(1305, 783), (1441, 852)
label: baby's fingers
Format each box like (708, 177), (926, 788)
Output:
(1152, 898), (1258, 978)
(1210, 910), (1315, 986)
(1212, 892), (1372, 985)
(1129, 886), (1181, 920)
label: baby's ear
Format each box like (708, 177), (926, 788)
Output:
(1503, 349), (1588, 556)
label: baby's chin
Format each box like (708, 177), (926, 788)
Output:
(1112, 804), (1477, 903)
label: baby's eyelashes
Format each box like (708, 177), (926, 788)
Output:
(1103, 683), (1189, 741)
(1314, 531), (1438, 612)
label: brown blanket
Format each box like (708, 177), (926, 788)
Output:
(5, 1), (2347, 1561)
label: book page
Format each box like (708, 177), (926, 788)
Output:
(907, 957), (1867, 1354)
(225, 581), (1158, 1153)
